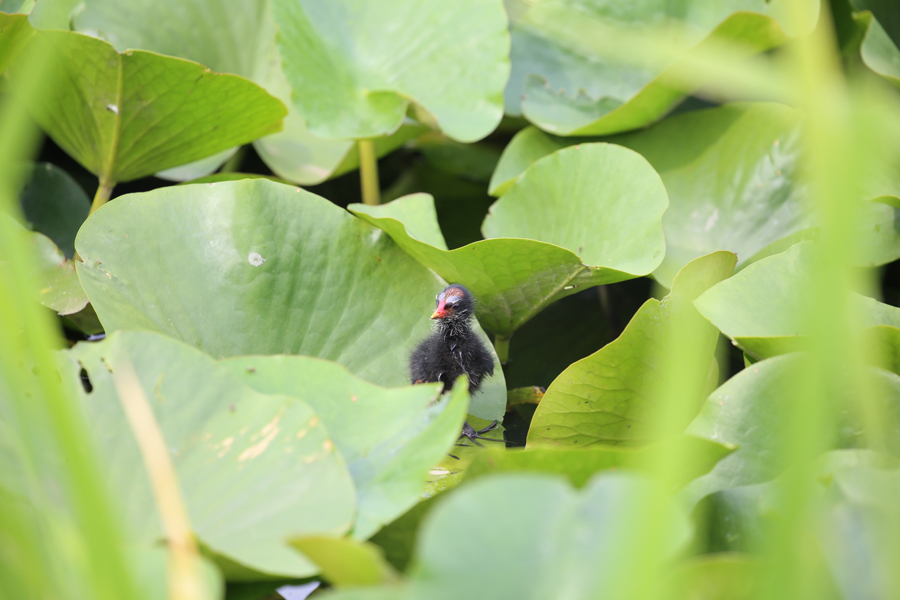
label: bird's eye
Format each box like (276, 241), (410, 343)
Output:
(444, 302), (456, 311)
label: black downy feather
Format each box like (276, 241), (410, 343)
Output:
(409, 284), (494, 393)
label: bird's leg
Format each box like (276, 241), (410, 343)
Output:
(456, 420), (506, 448)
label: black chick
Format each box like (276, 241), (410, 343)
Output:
(409, 284), (495, 393)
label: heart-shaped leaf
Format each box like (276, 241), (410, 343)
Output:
(352, 143), (668, 336)
(64, 331), (357, 580)
(527, 251), (735, 448)
(681, 354), (900, 504)
(490, 104), (900, 286)
(3, 215), (88, 315)
(289, 536), (399, 587)
(506, 1), (817, 136)
(838, 0), (900, 86)
(464, 435), (733, 490)
(18, 29), (286, 186)
(694, 241), (900, 360)
(220, 355), (469, 540)
(271, 0), (510, 142)
(318, 473), (691, 600)
(482, 143), (667, 275)
(74, 179), (505, 420)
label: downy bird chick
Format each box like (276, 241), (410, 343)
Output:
(410, 284), (503, 452)
(409, 284), (494, 392)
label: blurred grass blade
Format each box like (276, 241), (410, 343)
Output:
(0, 31), (144, 600)
(111, 355), (206, 600)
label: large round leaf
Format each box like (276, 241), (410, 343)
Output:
(505, 0), (817, 136)
(841, 0), (900, 86)
(252, 45), (428, 185)
(53, 0), (421, 184)
(66, 0), (271, 80)
(74, 179), (505, 420)
(482, 143), (667, 276)
(17, 29), (286, 184)
(694, 241), (900, 360)
(3, 215), (88, 315)
(220, 355), (469, 540)
(681, 354), (900, 504)
(64, 331), (357, 580)
(527, 251), (734, 448)
(317, 473), (690, 600)
(464, 436), (733, 490)
(352, 144), (668, 336)
(271, 0), (510, 142)
(490, 104), (900, 286)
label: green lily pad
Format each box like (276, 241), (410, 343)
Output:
(848, 3), (900, 85)
(681, 354), (900, 504)
(17, 162), (90, 259)
(289, 536), (399, 587)
(404, 473), (689, 600)
(66, 0), (271, 80)
(694, 241), (900, 360)
(490, 104), (900, 286)
(352, 144), (668, 336)
(482, 143), (667, 275)
(17, 29), (286, 185)
(46, 0), (425, 184)
(270, 0), (510, 142)
(29, 229), (88, 315)
(250, 31), (428, 185)
(220, 355), (469, 540)
(3, 215), (88, 315)
(64, 331), (357, 580)
(74, 179), (505, 420)
(818, 462), (900, 599)
(506, 1), (817, 136)
(527, 251), (735, 448)
(465, 435), (733, 489)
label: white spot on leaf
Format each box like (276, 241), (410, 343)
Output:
(106, 104), (119, 114)
(248, 252), (265, 267)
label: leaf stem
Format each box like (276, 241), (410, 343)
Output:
(220, 146), (247, 173)
(89, 179), (114, 215)
(358, 140), (380, 205)
(494, 334), (511, 365)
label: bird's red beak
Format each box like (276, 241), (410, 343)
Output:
(431, 308), (447, 319)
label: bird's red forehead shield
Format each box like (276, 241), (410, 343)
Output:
(431, 290), (464, 319)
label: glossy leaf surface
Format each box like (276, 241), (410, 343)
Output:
(74, 180), (505, 419)
(528, 252), (735, 447)
(353, 144), (668, 336)
(65, 331), (357, 579)
(505, 1), (816, 135)
(221, 355), (468, 539)
(20, 30), (286, 183)
(490, 104), (900, 285)
(271, 0), (510, 142)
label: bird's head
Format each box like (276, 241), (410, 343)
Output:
(431, 284), (473, 321)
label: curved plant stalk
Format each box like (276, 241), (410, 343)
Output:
(358, 139), (380, 205)
(111, 357), (206, 600)
(493, 334), (510, 365)
(90, 178), (115, 215)
(0, 35), (143, 600)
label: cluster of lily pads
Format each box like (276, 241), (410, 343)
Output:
(4, 0), (900, 599)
